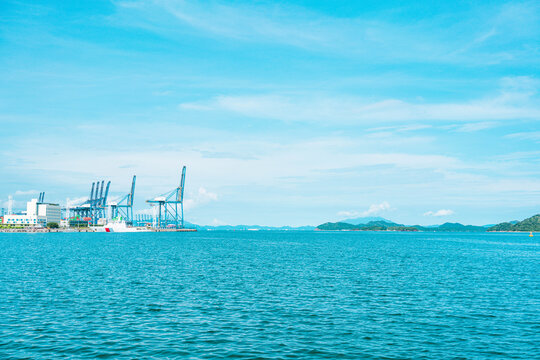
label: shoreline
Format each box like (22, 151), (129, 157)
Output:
(315, 231), (536, 234)
(0, 228), (197, 233)
(0, 228), (535, 234)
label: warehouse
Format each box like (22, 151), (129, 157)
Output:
(3, 198), (61, 227)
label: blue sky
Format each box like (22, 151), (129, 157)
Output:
(1, 0), (539, 226)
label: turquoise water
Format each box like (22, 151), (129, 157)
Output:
(0, 231), (538, 359)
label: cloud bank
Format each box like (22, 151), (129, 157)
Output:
(424, 209), (455, 217)
(180, 79), (540, 124)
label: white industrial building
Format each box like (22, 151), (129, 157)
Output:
(3, 198), (61, 227)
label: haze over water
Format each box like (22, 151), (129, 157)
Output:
(0, 231), (538, 359)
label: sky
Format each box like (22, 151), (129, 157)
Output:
(1, 0), (539, 226)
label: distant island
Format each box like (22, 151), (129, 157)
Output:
(487, 214), (540, 232)
(316, 214), (540, 232)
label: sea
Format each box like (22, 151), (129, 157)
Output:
(0, 231), (538, 359)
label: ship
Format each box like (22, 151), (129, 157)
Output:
(93, 219), (151, 233)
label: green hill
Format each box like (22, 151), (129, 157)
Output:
(488, 214), (540, 232)
(387, 226), (419, 232)
(487, 222), (514, 231)
(316, 221), (486, 232)
(316, 220), (414, 231)
(363, 220), (401, 227)
(316, 220), (403, 231)
(317, 221), (489, 232)
(340, 216), (391, 225)
(316, 222), (358, 231)
(317, 215), (540, 232)
(432, 222), (486, 232)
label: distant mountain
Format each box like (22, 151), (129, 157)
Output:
(363, 219), (401, 227)
(340, 216), (392, 225)
(187, 215), (540, 232)
(488, 222), (514, 231)
(193, 224), (316, 231)
(316, 222), (358, 231)
(488, 214), (540, 232)
(317, 220), (417, 232)
(426, 222), (486, 232)
(183, 220), (315, 231)
(317, 220), (486, 232)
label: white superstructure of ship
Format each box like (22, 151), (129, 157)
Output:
(93, 218), (151, 232)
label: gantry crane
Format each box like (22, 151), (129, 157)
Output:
(71, 180), (110, 225)
(109, 175), (136, 224)
(146, 166), (186, 229)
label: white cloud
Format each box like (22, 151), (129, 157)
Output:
(183, 187), (218, 211)
(180, 85), (540, 124)
(198, 187), (218, 201)
(107, 195), (121, 204)
(66, 197), (88, 208)
(211, 218), (228, 226)
(337, 210), (360, 217)
(116, 0), (328, 49)
(367, 124), (432, 132)
(3, 127), (538, 225)
(14, 190), (40, 196)
(494, 151), (540, 161)
(506, 131), (540, 142)
(5, 132), (465, 190)
(114, 1), (540, 65)
(424, 209), (455, 216)
(455, 122), (498, 132)
(362, 201), (391, 216)
(337, 202), (391, 218)
(134, 187), (218, 214)
(2, 199), (17, 209)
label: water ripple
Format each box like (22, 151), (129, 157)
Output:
(0, 231), (538, 359)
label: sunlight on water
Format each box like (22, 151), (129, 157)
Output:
(0, 231), (538, 359)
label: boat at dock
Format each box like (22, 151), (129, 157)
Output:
(93, 219), (151, 233)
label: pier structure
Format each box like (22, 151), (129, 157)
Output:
(109, 175), (136, 224)
(133, 214), (153, 227)
(147, 166), (186, 229)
